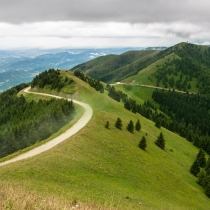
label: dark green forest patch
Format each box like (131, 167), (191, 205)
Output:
(0, 82), (75, 158)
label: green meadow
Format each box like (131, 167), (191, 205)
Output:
(0, 71), (209, 209)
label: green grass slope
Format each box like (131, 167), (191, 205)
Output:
(122, 53), (179, 85)
(0, 71), (209, 209)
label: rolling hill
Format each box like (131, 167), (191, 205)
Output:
(71, 50), (160, 83)
(72, 42), (210, 94)
(0, 70), (210, 209)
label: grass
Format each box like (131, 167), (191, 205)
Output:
(122, 53), (179, 85)
(0, 71), (210, 209)
(0, 182), (114, 210)
(114, 84), (156, 105)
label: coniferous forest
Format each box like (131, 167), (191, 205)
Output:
(152, 89), (210, 153)
(31, 68), (74, 90)
(0, 75), (75, 158)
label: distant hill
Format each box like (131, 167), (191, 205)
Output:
(124, 42), (210, 93)
(71, 50), (161, 83)
(143, 46), (168, 50)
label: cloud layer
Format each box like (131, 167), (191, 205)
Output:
(0, 0), (209, 49)
(1, 0), (210, 24)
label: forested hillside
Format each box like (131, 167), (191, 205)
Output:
(0, 71), (75, 158)
(31, 68), (75, 91)
(152, 90), (210, 152)
(71, 50), (160, 83)
(123, 43), (210, 94)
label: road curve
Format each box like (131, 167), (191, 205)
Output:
(0, 87), (93, 166)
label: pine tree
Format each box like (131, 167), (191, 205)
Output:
(135, 119), (141, 131)
(155, 117), (162, 128)
(190, 159), (200, 177)
(196, 149), (206, 168)
(204, 176), (210, 197)
(127, 120), (134, 133)
(115, 117), (122, 130)
(197, 169), (206, 186)
(205, 182), (210, 198)
(155, 132), (165, 149)
(205, 157), (210, 174)
(139, 136), (147, 150)
(105, 121), (109, 129)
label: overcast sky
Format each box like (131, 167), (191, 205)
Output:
(0, 0), (210, 49)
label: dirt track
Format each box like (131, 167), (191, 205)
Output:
(0, 87), (93, 166)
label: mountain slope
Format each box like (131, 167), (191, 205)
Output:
(123, 42), (210, 93)
(71, 50), (160, 83)
(0, 70), (209, 209)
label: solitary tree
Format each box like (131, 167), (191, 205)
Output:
(135, 119), (141, 131)
(155, 132), (165, 149)
(127, 120), (134, 133)
(139, 136), (147, 150)
(115, 117), (122, 130)
(105, 121), (110, 129)
(190, 159), (200, 177)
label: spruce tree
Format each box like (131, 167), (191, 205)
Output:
(196, 149), (206, 168)
(204, 176), (210, 197)
(135, 119), (141, 131)
(205, 157), (210, 174)
(190, 159), (200, 177)
(205, 182), (210, 198)
(155, 117), (162, 128)
(127, 120), (134, 133)
(197, 169), (206, 186)
(105, 121), (109, 129)
(155, 132), (165, 149)
(139, 136), (147, 150)
(115, 117), (122, 130)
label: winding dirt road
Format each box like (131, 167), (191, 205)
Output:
(0, 87), (93, 166)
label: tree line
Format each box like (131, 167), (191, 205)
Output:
(106, 84), (171, 130)
(74, 70), (104, 93)
(0, 84), (75, 158)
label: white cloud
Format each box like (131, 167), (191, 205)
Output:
(0, 0), (210, 49)
(0, 20), (209, 49)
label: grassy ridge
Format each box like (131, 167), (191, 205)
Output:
(0, 71), (209, 209)
(72, 50), (159, 83)
(122, 53), (179, 85)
